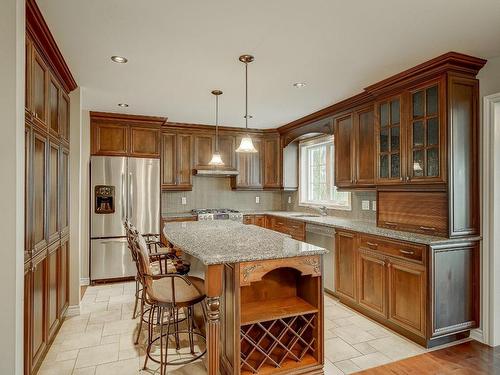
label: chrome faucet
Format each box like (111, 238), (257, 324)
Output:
(317, 206), (328, 216)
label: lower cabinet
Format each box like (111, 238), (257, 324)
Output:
(357, 249), (387, 319)
(25, 240), (70, 374)
(335, 231), (357, 303)
(387, 258), (426, 336)
(334, 231), (478, 347)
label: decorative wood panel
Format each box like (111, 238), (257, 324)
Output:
(239, 256), (321, 286)
(47, 244), (59, 340)
(48, 75), (59, 136)
(58, 238), (69, 316)
(218, 134), (236, 170)
(130, 126), (160, 158)
(24, 265), (32, 375)
(31, 253), (47, 369)
(59, 92), (70, 142)
(161, 132), (176, 187)
(32, 47), (48, 128)
(177, 134), (192, 187)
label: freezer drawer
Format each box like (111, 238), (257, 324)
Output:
(90, 238), (136, 281)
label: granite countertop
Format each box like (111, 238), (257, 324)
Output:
(163, 220), (328, 265)
(162, 212), (197, 219)
(241, 211), (480, 246)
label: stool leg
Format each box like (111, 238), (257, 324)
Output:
(188, 306), (195, 355)
(164, 307), (172, 371)
(142, 305), (154, 371)
(133, 277), (139, 319)
(175, 307), (181, 350)
(135, 288), (145, 345)
(160, 307), (165, 375)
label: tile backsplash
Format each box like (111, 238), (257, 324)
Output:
(162, 176), (376, 222)
(162, 177), (282, 213)
(281, 190), (377, 221)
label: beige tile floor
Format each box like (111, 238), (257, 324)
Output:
(39, 281), (456, 375)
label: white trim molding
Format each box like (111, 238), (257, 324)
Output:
(481, 92), (500, 347)
(80, 277), (90, 286)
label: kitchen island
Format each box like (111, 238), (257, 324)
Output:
(163, 220), (328, 375)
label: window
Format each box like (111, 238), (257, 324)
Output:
(299, 136), (351, 210)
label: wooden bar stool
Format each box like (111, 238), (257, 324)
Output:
(133, 233), (206, 374)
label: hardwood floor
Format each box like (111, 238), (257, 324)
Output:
(356, 341), (500, 374)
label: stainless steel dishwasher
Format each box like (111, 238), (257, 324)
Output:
(305, 223), (335, 294)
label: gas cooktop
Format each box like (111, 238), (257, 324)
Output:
(192, 208), (243, 221)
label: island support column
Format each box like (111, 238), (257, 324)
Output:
(205, 264), (224, 375)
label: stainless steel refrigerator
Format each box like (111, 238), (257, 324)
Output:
(90, 156), (160, 282)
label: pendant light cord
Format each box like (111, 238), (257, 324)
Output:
(215, 94), (219, 152)
(245, 61), (248, 130)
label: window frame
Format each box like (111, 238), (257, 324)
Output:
(298, 135), (351, 211)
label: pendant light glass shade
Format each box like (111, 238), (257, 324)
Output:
(236, 54), (258, 153)
(209, 90), (225, 166)
(208, 151), (225, 166)
(236, 135), (258, 153)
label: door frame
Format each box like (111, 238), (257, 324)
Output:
(479, 92), (500, 346)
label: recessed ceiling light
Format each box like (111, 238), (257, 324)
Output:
(118, 103), (129, 107)
(111, 56), (128, 63)
(293, 82), (306, 88)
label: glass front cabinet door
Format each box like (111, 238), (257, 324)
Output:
(376, 95), (404, 184)
(407, 79), (446, 183)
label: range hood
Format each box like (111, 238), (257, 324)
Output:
(193, 168), (239, 177)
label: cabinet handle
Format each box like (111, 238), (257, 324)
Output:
(384, 222), (398, 227)
(399, 177), (403, 181)
(366, 241), (378, 248)
(406, 176), (410, 182)
(419, 226), (436, 231)
(399, 249), (415, 255)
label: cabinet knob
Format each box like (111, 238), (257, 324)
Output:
(406, 176), (410, 182)
(399, 177), (403, 181)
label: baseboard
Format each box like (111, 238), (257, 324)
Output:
(470, 328), (484, 343)
(66, 304), (81, 317)
(80, 277), (90, 286)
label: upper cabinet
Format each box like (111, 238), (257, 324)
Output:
(334, 106), (375, 189)
(232, 136), (263, 190)
(59, 92), (70, 143)
(161, 132), (192, 191)
(48, 75), (60, 136)
(375, 79), (446, 185)
(193, 134), (214, 169)
(375, 96), (404, 184)
(90, 112), (165, 158)
(32, 47), (49, 129)
(263, 136), (281, 189)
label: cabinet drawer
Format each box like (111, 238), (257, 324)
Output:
(359, 235), (425, 264)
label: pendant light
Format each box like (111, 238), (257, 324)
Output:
(208, 90), (225, 166)
(236, 54), (258, 153)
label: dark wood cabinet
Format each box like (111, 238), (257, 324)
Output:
(218, 134), (236, 170)
(31, 253), (47, 371)
(47, 244), (59, 340)
(354, 106), (375, 186)
(58, 237), (69, 316)
(161, 132), (193, 191)
(25, 36), (33, 115)
(48, 141), (59, 244)
(91, 122), (129, 156)
(32, 47), (48, 129)
(48, 75), (59, 136)
(243, 214), (267, 228)
(375, 95), (404, 184)
(32, 130), (47, 254)
(334, 114), (354, 188)
(388, 258), (426, 336)
(130, 126), (160, 158)
(357, 248), (386, 318)
(232, 137), (263, 189)
(59, 147), (69, 236)
(263, 136), (281, 189)
(25, 127), (32, 262)
(335, 231), (357, 303)
(59, 92), (70, 143)
(193, 134), (214, 169)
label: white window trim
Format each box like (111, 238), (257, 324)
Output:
(298, 135), (352, 211)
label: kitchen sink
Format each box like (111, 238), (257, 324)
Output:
(291, 214), (321, 218)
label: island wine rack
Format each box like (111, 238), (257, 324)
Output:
(240, 312), (317, 374)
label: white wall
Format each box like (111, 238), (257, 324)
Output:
(0, 0), (25, 373)
(478, 55), (500, 346)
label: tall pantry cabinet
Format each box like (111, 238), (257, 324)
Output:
(24, 1), (77, 374)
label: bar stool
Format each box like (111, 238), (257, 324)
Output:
(124, 221), (176, 345)
(133, 233), (206, 374)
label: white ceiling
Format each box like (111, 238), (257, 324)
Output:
(38, 0), (500, 129)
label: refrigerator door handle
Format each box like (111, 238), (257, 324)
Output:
(121, 173), (126, 221)
(129, 172), (133, 219)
